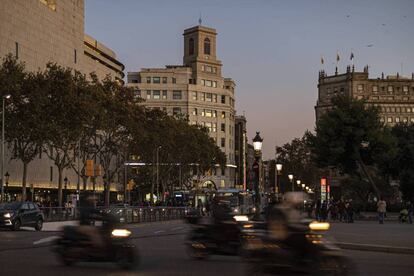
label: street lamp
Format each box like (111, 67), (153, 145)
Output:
(296, 179), (301, 186)
(275, 163), (282, 196)
(1, 94), (11, 202)
(252, 132), (263, 212)
(301, 183), (305, 189)
(288, 174), (294, 192)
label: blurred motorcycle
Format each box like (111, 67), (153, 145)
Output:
(55, 218), (138, 270)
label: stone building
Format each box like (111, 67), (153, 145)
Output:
(0, 0), (124, 82)
(0, 0), (124, 201)
(127, 25), (236, 188)
(316, 66), (414, 125)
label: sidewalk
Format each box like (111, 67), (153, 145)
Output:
(329, 220), (414, 254)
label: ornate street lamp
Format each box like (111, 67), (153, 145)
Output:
(252, 132), (263, 212)
(275, 164), (282, 195)
(253, 132), (263, 151)
(296, 179), (301, 186)
(1, 95), (11, 202)
(288, 174), (294, 192)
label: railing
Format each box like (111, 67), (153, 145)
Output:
(39, 206), (188, 223)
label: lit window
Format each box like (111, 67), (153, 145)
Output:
(153, 77), (160, 84)
(205, 80), (212, 87)
(213, 81), (217, 88)
(403, 86), (409, 93)
(206, 93), (212, 102)
(387, 117), (393, 123)
(192, 92), (197, 100)
(395, 117), (400, 123)
(173, 90), (182, 100)
(153, 90), (160, 100)
(213, 110), (217, 117)
(201, 110), (205, 116)
(205, 122), (212, 132)
(221, 111), (226, 119)
(411, 118), (414, 123)
(146, 90), (151, 99)
(193, 108), (198, 116)
(39, 0), (56, 11)
(212, 123), (217, 132)
(403, 117), (408, 123)
(162, 90), (167, 99)
(205, 110), (212, 117)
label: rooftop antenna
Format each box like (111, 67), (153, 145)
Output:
(198, 12), (202, 26)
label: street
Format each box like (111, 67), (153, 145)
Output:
(1, 220), (414, 275)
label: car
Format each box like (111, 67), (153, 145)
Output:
(0, 201), (44, 231)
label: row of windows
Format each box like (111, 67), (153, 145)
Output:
(368, 96), (411, 101)
(379, 106), (414, 113)
(201, 65), (217, 74)
(136, 90), (182, 100)
(380, 117), (414, 123)
(141, 76), (177, 84)
(201, 79), (218, 88)
(359, 84), (413, 93)
(191, 91), (229, 104)
(188, 37), (211, 56)
(192, 108), (227, 118)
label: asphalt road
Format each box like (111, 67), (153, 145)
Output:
(1, 220), (413, 276)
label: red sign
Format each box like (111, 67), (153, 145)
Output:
(320, 178), (327, 186)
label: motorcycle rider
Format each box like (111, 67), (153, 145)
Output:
(267, 192), (310, 257)
(210, 198), (240, 247)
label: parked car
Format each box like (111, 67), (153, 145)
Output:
(0, 201), (44, 231)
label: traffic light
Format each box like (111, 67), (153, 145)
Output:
(86, 160), (94, 177)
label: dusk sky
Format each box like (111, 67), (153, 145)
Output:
(85, 0), (414, 159)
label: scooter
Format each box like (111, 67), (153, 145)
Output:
(55, 220), (138, 270)
(242, 220), (354, 275)
(186, 214), (250, 259)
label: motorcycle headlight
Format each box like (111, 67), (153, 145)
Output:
(111, 229), (131, 237)
(233, 215), (249, 222)
(309, 221), (330, 231)
(3, 212), (13, 218)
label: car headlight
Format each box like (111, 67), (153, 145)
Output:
(3, 213), (13, 218)
(111, 229), (131, 237)
(233, 215), (249, 222)
(233, 208), (239, 213)
(309, 221), (330, 231)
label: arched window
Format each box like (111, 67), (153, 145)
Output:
(204, 38), (211, 55)
(189, 38), (194, 55)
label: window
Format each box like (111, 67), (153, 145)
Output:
(173, 90), (182, 100)
(212, 81), (217, 88)
(221, 138), (225, 148)
(403, 97), (409, 101)
(205, 109), (212, 117)
(201, 79), (205, 86)
(212, 123), (217, 132)
(134, 89), (141, 99)
(213, 67), (217, 73)
(204, 38), (211, 55)
(357, 84), (364, 91)
(407, 108), (412, 113)
(201, 93), (205, 101)
(146, 90), (151, 99)
(205, 80), (212, 87)
(74, 49), (77, 63)
(201, 110), (205, 116)
(213, 94), (217, 102)
(15, 42), (19, 59)
(172, 77), (176, 84)
(189, 38), (194, 55)
(153, 90), (160, 99)
(395, 117), (400, 123)
(387, 117), (393, 123)
(205, 122), (212, 132)
(153, 77), (160, 84)
(39, 0), (56, 11)
(212, 110), (217, 117)
(206, 93), (212, 102)
(162, 90), (167, 99)
(192, 108), (198, 116)
(403, 117), (408, 123)
(388, 86), (393, 93)
(146, 77), (151, 84)
(162, 107), (167, 113)
(396, 107), (401, 113)
(221, 123), (226, 132)
(192, 92), (197, 101)
(221, 95), (226, 104)
(371, 96), (379, 100)
(162, 77), (167, 84)
(403, 86), (409, 92)
(221, 111), (226, 118)
(411, 118), (414, 123)
(372, 85), (378, 93)
(173, 107), (181, 115)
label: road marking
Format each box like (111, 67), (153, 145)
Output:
(171, 227), (183, 231)
(154, 230), (165, 234)
(33, 235), (59, 245)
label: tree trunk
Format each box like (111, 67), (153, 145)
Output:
(82, 176), (87, 191)
(21, 162), (28, 201)
(104, 180), (110, 207)
(58, 167), (63, 207)
(358, 160), (380, 198)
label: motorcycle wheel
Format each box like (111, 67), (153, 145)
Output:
(116, 247), (139, 270)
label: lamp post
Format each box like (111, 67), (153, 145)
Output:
(1, 94), (11, 202)
(275, 163), (282, 197)
(288, 174), (294, 192)
(252, 132), (263, 212)
(4, 171), (9, 201)
(301, 183), (305, 190)
(64, 177), (68, 204)
(296, 179), (301, 190)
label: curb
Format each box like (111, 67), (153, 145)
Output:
(336, 242), (414, 255)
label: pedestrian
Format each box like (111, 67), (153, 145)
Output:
(408, 201), (413, 224)
(320, 201), (328, 221)
(197, 199), (204, 216)
(338, 200), (345, 222)
(346, 201), (354, 223)
(315, 200), (321, 221)
(377, 198), (387, 224)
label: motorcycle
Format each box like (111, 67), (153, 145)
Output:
(242, 220), (354, 275)
(55, 219), (138, 270)
(185, 214), (250, 259)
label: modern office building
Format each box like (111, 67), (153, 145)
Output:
(0, 0), (124, 83)
(0, 0), (124, 201)
(316, 65), (414, 125)
(127, 24), (236, 188)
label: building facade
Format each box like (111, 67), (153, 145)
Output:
(0, 0), (124, 201)
(316, 66), (414, 125)
(235, 115), (247, 190)
(0, 0), (124, 82)
(127, 25), (236, 188)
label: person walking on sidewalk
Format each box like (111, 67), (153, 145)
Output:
(377, 198), (387, 224)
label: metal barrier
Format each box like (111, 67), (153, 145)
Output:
(39, 207), (188, 223)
